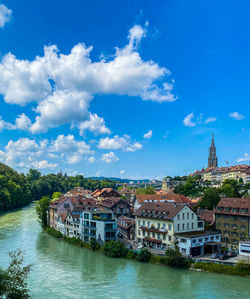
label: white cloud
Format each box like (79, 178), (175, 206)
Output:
(183, 113), (196, 127)
(0, 4), (12, 28)
(15, 113), (32, 130)
(33, 160), (58, 169)
(78, 113), (110, 135)
(229, 112), (245, 120)
(30, 90), (92, 133)
(98, 135), (142, 152)
(204, 117), (217, 124)
(0, 24), (176, 134)
(143, 130), (152, 139)
(101, 152), (119, 163)
(236, 153), (250, 162)
(120, 169), (125, 176)
(87, 156), (96, 164)
(50, 134), (92, 164)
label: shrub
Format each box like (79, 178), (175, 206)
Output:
(102, 241), (128, 258)
(137, 249), (152, 262)
(126, 250), (138, 260)
(165, 248), (189, 268)
(90, 239), (100, 251)
(46, 227), (63, 238)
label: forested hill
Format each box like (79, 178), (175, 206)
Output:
(0, 163), (118, 213)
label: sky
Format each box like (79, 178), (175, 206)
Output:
(0, 0), (249, 179)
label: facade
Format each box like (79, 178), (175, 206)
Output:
(117, 216), (135, 240)
(92, 188), (121, 201)
(119, 183), (136, 203)
(239, 240), (250, 256)
(215, 197), (250, 250)
(208, 134), (218, 168)
(79, 209), (117, 244)
(176, 231), (221, 256)
(135, 203), (205, 250)
(98, 197), (131, 218)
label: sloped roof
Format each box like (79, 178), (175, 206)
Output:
(136, 193), (191, 204)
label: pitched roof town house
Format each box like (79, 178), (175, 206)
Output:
(92, 188), (121, 201)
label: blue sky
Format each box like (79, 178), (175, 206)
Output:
(0, 0), (249, 179)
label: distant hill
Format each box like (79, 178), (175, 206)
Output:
(88, 176), (152, 184)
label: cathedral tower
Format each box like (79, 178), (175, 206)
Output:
(208, 133), (218, 168)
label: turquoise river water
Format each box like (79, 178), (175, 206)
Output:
(0, 203), (250, 299)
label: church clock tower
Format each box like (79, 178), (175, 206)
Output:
(208, 133), (218, 168)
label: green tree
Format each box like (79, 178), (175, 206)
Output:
(136, 186), (156, 194)
(1, 248), (32, 299)
(220, 179), (240, 198)
(198, 187), (221, 210)
(35, 196), (51, 229)
(165, 248), (189, 268)
(102, 241), (128, 258)
(52, 192), (63, 201)
(89, 239), (100, 251)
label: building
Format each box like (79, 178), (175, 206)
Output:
(92, 188), (121, 201)
(208, 134), (218, 168)
(239, 240), (250, 256)
(119, 183), (136, 203)
(79, 208), (117, 244)
(117, 216), (135, 240)
(134, 193), (191, 212)
(215, 197), (250, 250)
(97, 197), (131, 219)
(197, 208), (216, 230)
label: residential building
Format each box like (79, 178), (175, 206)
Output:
(215, 197), (250, 250)
(119, 183), (136, 203)
(97, 197), (131, 218)
(134, 193), (191, 212)
(92, 188), (121, 201)
(239, 240), (250, 256)
(79, 208), (117, 244)
(117, 216), (135, 240)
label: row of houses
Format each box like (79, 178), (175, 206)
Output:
(192, 164), (250, 185)
(47, 186), (250, 257)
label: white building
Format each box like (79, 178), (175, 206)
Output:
(239, 241), (250, 256)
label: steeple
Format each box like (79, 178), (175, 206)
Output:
(208, 133), (218, 168)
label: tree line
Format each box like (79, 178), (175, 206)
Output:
(0, 163), (118, 212)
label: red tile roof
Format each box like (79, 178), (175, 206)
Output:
(216, 197), (250, 217)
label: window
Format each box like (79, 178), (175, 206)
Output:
(181, 238), (187, 243)
(152, 232), (155, 238)
(192, 223), (194, 229)
(163, 224), (166, 229)
(163, 235), (166, 240)
(177, 214), (180, 220)
(143, 220), (146, 226)
(182, 213), (185, 220)
(198, 222), (203, 228)
(147, 221), (150, 228)
(158, 223), (160, 229)
(192, 239), (197, 244)
(157, 233), (160, 239)
(84, 213), (89, 219)
(138, 230), (141, 235)
(198, 238), (202, 243)
(182, 223), (185, 230)
(217, 222), (221, 227)
(168, 236), (172, 241)
(211, 236), (214, 240)
(187, 213), (189, 219)
(168, 224), (171, 230)
(143, 230), (145, 236)
(187, 223), (189, 230)
(138, 220), (141, 226)
(177, 224), (180, 231)
(192, 213), (194, 219)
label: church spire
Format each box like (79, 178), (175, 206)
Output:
(208, 133), (218, 168)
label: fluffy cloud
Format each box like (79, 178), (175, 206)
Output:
(120, 169), (125, 176)
(30, 90), (92, 133)
(0, 135), (94, 170)
(78, 113), (111, 135)
(0, 4), (12, 28)
(98, 135), (142, 152)
(0, 24), (176, 134)
(143, 130), (152, 139)
(236, 153), (250, 162)
(15, 113), (32, 130)
(183, 113), (196, 127)
(101, 152), (119, 163)
(87, 156), (96, 164)
(229, 112), (245, 120)
(33, 160), (58, 169)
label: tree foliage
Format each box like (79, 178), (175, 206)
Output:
(0, 248), (32, 298)
(136, 186), (156, 194)
(165, 248), (189, 268)
(102, 241), (128, 258)
(198, 187), (221, 210)
(35, 196), (51, 229)
(136, 248), (152, 262)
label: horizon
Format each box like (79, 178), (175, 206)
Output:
(0, 0), (249, 180)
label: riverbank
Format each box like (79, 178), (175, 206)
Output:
(46, 227), (250, 277)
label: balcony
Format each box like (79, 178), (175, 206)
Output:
(140, 226), (167, 234)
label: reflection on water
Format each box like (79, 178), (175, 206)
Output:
(0, 204), (250, 299)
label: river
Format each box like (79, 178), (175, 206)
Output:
(0, 203), (250, 299)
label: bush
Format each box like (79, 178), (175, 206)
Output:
(46, 227), (63, 238)
(102, 241), (128, 258)
(90, 239), (100, 251)
(165, 248), (189, 268)
(193, 261), (250, 276)
(137, 249), (152, 262)
(126, 250), (138, 260)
